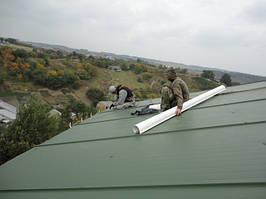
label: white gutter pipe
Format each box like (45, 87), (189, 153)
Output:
(133, 85), (226, 134)
(148, 104), (161, 110)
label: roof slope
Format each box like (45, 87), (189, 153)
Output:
(1, 82), (266, 199)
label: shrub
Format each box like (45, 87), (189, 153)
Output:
(86, 88), (105, 106)
(142, 73), (152, 80)
(137, 77), (143, 83)
(192, 76), (219, 90)
(0, 72), (6, 84)
(61, 88), (71, 94)
(129, 64), (147, 74)
(121, 63), (129, 71)
(201, 70), (215, 80)
(12, 49), (29, 59)
(220, 73), (232, 86)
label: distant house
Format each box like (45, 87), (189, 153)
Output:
(0, 100), (17, 123)
(105, 56), (115, 60)
(108, 65), (122, 72)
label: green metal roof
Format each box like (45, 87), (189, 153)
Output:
(1, 82), (266, 199)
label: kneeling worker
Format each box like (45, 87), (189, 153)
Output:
(109, 85), (136, 109)
(161, 67), (189, 116)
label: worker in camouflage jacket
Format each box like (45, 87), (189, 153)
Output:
(161, 67), (189, 116)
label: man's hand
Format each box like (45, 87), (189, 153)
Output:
(176, 108), (182, 116)
(109, 104), (114, 109)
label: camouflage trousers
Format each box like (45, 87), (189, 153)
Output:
(161, 86), (177, 111)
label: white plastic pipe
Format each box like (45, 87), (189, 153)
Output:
(148, 104), (161, 110)
(133, 85), (226, 134)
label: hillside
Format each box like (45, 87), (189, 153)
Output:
(0, 40), (220, 111)
(124, 58), (266, 84)
(24, 40), (266, 84)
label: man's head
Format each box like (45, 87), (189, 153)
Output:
(165, 67), (176, 82)
(108, 85), (116, 94)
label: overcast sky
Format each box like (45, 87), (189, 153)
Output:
(1, 0), (266, 76)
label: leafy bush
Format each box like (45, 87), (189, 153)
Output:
(220, 73), (232, 86)
(12, 49), (30, 59)
(129, 64), (147, 74)
(30, 69), (80, 90)
(0, 71), (6, 84)
(201, 70), (215, 80)
(88, 57), (115, 68)
(76, 69), (91, 80)
(61, 88), (71, 94)
(142, 73), (152, 80)
(121, 63), (129, 71)
(192, 76), (219, 90)
(86, 88), (105, 106)
(61, 98), (90, 124)
(137, 77), (143, 83)
(176, 67), (188, 74)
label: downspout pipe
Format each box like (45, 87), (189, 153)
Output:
(133, 85), (226, 134)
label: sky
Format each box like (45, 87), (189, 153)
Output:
(0, 0), (266, 76)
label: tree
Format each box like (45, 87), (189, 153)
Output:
(61, 98), (92, 127)
(0, 72), (6, 84)
(12, 49), (29, 59)
(44, 58), (50, 66)
(6, 38), (17, 44)
(142, 73), (152, 80)
(129, 64), (147, 74)
(220, 73), (232, 86)
(121, 63), (129, 71)
(66, 98), (87, 117)
(201, 70), (215, 80)
(86, 88), (105, 106)
(78, 54), (85, 62)
(0, 46), (15, 65)
(0, 97), (61, 165)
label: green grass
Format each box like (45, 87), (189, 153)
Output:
(0, 90), (29, 98)
(8, 81), (36, 91)
(86, 67), (148, 91)
(40, 90), (51, 97)
(109, 71), (146, 89)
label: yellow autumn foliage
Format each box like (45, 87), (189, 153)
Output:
(36, 63), (45, 70)
(47, 70), (57, 75)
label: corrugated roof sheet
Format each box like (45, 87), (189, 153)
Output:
(0, 109), (16, 120)
(0, 82), (266, 198)
(0, 100), (17, 114)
